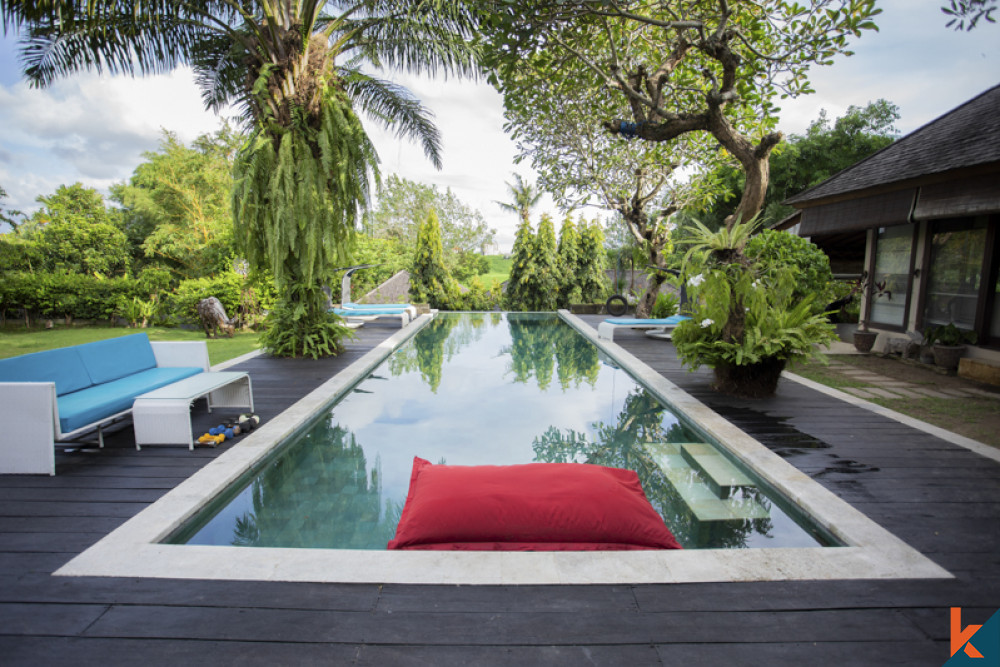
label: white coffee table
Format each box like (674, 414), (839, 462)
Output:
(132, 372), (254, 450)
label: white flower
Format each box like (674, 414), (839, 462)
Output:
(689, 274), (705, 287)
(700, 318), (714, 328)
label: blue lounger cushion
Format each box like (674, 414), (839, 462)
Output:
(0, 346), (93, 396)
(603, 316), (690, 326)
(332, 307), (407, 316)
(76, 333), (158, 385)
(57, 366), (202, 433)
(342, 302), (412, 310)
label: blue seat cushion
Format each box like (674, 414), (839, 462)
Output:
(57, 366), (202, 434)
(333, 307), (406, 316)
(343, 302), (412, 310)
(603, 316), (691, 326)
(76, 333), (158, 384)
(0, 346), (93, 396)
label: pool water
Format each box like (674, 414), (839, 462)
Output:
(171, 313), (833, 550)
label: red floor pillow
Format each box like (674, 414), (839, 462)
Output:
(387, 457), (682, 551)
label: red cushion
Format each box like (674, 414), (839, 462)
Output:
(387, 457), (682, 551)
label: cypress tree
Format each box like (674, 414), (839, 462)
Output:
(505, 216), (536, 311)
(409, 209), (459, 309)
(556, 214), (581, 308)
(531, 213), (561, 311)
(577, 218), (609, 303)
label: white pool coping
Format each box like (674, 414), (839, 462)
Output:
(56, 311), (952, 585)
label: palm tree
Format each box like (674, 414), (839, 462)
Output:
(2, 1), (479, 356)
(495, 173), (542, 225)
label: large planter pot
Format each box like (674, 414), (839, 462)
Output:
(712, 357), (787, 399)
(853, 330), (878, 352)
(932, 344), (966, 371)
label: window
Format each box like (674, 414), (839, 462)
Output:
(869, 226), (913, 328)
(922, 217), (988, 331)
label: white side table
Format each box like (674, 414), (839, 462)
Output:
(132, 372), (254, 450)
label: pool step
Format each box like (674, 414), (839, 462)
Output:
(643, 442), (769, 523)
(680, 442), (755, 499)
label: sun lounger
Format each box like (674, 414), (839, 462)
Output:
(597, 315), (691, 341)
(331, 307), (411, 328)
(342, 302), (417, 318)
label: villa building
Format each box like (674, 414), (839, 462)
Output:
(782, 83), (1000, 368)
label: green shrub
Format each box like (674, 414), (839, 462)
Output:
(258, 289), (355, 359)
(651, 291), (679, 319)
(0, 272), (139, 324)
(456, 277), (503, 311)
(168, 272), (244, 323)
(745, 230), (835, 314)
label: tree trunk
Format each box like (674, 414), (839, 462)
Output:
(635, 272), (667, 318)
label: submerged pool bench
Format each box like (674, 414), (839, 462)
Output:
(0, 333), (209, 475)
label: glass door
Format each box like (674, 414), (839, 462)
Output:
(869, 225), (914, 329)
(922, 217), (988, 331)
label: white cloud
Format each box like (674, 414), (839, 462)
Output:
(0, 66), (225, 212)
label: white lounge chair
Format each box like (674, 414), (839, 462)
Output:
(597, 315), (691, 341)
(331, 306), (411, 328)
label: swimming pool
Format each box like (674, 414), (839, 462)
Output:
(56, 311), (951, 584)
(169, 313), (831, 551)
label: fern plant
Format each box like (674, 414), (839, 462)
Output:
(672, 217), (837, 396)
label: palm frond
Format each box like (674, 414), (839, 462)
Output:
(341, 68), (442, 169)
(9, 0), (244, 87)
(319, 1), (482, 78)
(191, 31), (250, 118)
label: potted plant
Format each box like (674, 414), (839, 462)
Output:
(851, 276), (887, 353)
(671, 218), (838, 398)
(924, 323), (976, 370)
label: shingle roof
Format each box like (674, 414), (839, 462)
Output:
(785, 83), (1000, 206)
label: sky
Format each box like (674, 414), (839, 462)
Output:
(0, 0), (998, 251)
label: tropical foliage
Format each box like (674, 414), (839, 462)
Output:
(672, 220), (837, 397)
(12, 184), (130, 277)
(112, 126), (240, 278)
(3, 0), (480, 356)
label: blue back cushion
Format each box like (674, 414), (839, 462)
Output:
(0, 346), (93, 396)
(76, 333), (157, 385)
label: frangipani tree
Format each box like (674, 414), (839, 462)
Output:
(3, 0), (479, 356)
(484, 0), (881, 229)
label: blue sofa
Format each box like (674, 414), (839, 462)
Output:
(0, 333), (209, 475)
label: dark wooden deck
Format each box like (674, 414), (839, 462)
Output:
(2, 315), (998, 665)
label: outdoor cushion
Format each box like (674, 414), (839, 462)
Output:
(387, 457), (682, 551)
(332, 307), (408, 316)
(76, 333), (158, 385)
(343, 302), (412, 310)
(56, 365), (202, 433)
(0, 346), (93, 396)
(602, 316), (690, 326)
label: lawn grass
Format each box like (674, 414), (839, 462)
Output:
(794, 354), (1000, 448)
(0, 325), (260, 366)
(790, 359), (870, 390)
(480, 255), (512, 286)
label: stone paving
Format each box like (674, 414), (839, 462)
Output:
(825, 359), (1000, 401)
